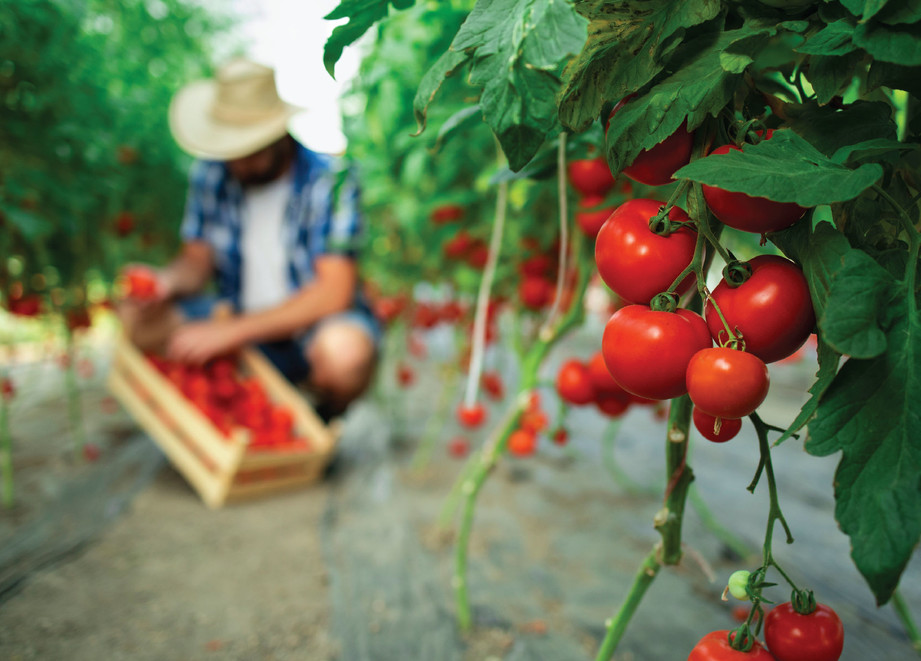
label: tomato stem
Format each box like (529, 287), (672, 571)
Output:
(541, 132), (570, 335)
(594, 546), (661, 661)
(892, 589), (921, 656)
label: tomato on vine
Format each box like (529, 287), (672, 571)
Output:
(594, 198), (697, 304)
(602, 305), (712, 400)
(686, 348), (769, 419)
(508, 428), (537, 456)
(693, 408), (742, 443)
(764, 601), (844, 661)
(575, 195), (613, 239)
(568, 156), (615, 197)
(556, 358), (595, 406)
(701, 130), (807, 235)
(457, 403), (486, 429)
(688, 630), (776, 660)
(607, 98), (694, 186)
(705, 256), (815, 364)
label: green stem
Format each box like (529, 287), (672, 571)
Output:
(658, 393), (694, 564)
(0, 390), (12, 508)
(892, 589), (921, 656)
(594, 547), (661, 661)
(750, 413), (795, 559)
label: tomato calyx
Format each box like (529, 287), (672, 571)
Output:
(722, 260), (754, 288)
(649, 291), (680, 313)
(647, 204), (694, 237)
(790, 587), (818, 615)
(726, 625), (759, 653)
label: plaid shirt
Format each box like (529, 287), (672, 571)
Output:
(180, 142), (362, 309)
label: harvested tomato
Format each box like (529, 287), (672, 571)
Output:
(702, 131), (807, 234)
(705, 256), (815, 364)
(567, 157), (615, 197)
(764, 601), (844, 661)
(686, 348), (769, 419)
(693, 408), (743, 443)
(603, 306), (712, 400)
(123, 266), (160, 300)
(688, 630), (776, 660)
(457, 402), (486, 429)
(595, 199), (697, 304)
(575, 195), (613, 239)
(556, 359), (595, 406)
(608, 99), (694, 186)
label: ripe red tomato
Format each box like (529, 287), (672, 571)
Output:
(457, 402), (486, 429)
(520, 408), (549, 434)
(520, 253), (554, 277)
(575, 195), (613, 239)
(481, 371), (504, 400)
(567, 157), (615, 197)
(603, 305), (712, 400)
(430, 204), (464, 224)
(448, 436), (470, 458)
(466, 241), (489, 270)
(396, 363), (415, 388)
(519, 275), (554, 310)
(595, 199), (697, 304)
(701, 131), (807, 234)
(443, 231), (475, 260)
(688, 630), (776, 660)
(552, 428), (568, 445)
(705, 255), (815, 364)
(556, 359), (595, 405)
(123, 267), (159, 300)
(7, 293), (43, 317)
(508, 428), (538, 456)
(595, 391), (631, 417)
(686, 348), (770, 419)
(65, 307), (92, 332)
(1, 377), (15, 401)
(608, 99), (694, 186)
(693, 408), (743, 443)
(114, 211), (135, 237)
(764, 602), (844, 661)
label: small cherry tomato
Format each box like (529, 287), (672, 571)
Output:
(508, 428), (538, 456)
(595, 199), (697, 305)
(686, 348), (769, 419)
(764, 601), (844, 661)
(457, 402), (486, 429)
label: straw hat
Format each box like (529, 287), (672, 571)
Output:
(169, 58), (302, 161)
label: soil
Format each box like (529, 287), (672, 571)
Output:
(0, 322), (919, 660)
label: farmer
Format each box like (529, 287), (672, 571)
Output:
(120, 57), (379, 420)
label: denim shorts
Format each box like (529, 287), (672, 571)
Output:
(176, 295), (382, 384)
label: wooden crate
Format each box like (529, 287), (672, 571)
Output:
(107, 334), (339, 508)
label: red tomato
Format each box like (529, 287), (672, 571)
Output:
(705, 255), (815, 364)
(466, 241), (490, 270)
(595, 391), (631, 417)
(688, 630), (776, 660)
(1, 378), (14, 401)
(520, 408), (549, 434)
(7, 293), (43, 317)
(608, 100), (694, 186)
(520, 254), (554, 277)
(586, 351), (628, 397)
(552, 428), (569, 445)
(519, 275), (554, 310)
(457, 403), (486, 429)
(481, 371), (504, 400)
(567, 157), (615, 197)
(412, 303), (441, 329)
(693, 408), (743, 443)
(65, 307), (92, 332)
(442, 231), (475, 260)
(430, 204), (464, 224)
(373, 295), (407, 324)
(603, 306), (712, 400)
(448, 436), (470, 458)
(508, 428), (538, 456)
(702, 131), (807, 234)
(686, 348), (770, 419)
(396, 363), (415, 388)
(114, 211), (135, 237)
(764, 602), (844, 661)
(123, 267), (159, 300)
(556, 359), (595, 405)
(270, 406), (295, 435)
(595, 199), (697, 304)
(575, 195), (613, 239)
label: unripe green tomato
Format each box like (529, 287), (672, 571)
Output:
(728, 570), (751, 601)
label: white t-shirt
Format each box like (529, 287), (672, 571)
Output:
(239, 171), (292, 312)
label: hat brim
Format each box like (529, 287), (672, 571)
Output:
(169, 79), (303, 161)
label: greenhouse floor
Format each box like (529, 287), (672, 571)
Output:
(0, 331), (919, 661)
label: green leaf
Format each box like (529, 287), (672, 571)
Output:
(806, 294), (921, 605)
(807, 51), (863, 105)
(786, 101), (898, 157)
(324, 0), (417, 77)
(796, 19), (859, 56)
(853, 18), (921, 65)
(774, 337), (841, 446)
(450, 0), (588, 171)
(831, 138), (919, 165)
(867, 61), (921, 98)
(0, 206), (55, 241)
(412, 48), (472, 136)
(840, 0), (890, 21)
(558, 0), (722, 132)
(874, 1), (921, 25)
(433, 106), (482, 152)
(673, 129), (883, 206)
(820, 250), (898, 358)
(770, 221), (852, 322)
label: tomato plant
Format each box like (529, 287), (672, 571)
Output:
(568, 157), (616, 197)
(594, 198), (697, 304)
(608, 99), (694, 187)
(764, 601), (844, 661)
(693, 408), (743, 443)
(688, 630), (776, 661)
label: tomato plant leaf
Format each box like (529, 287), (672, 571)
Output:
(820, 250), (897, 358)
(853, 18), (921, 65)
(412, 48), (472, 136)
(324, 0), (417, 77)
(558, 0), (722, 131)
(796, 19), (859, 56)
(867, 61), (921, 98)
(806, 294), (921, 605)
(808, 52), (864, 105)
(770, 221), (852, 322)
(774, 337), (841, 446)
(0, 206), (55, 242)
(831, 138), (918, 166)
(786, 100), (898, 158)
(840, 0), (889, 22)
(673, 129), (884, 206)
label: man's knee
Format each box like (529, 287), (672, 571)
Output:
(306, 322), (378, 402)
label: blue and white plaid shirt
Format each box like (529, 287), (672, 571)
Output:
(180, 142), (362, 309)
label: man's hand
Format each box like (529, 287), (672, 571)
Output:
(166, 319), (245, 365)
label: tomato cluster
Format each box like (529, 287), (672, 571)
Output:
(507, 392), (550, 457)
(556, 351), (657, 418)
(147, 355), (310, 451)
